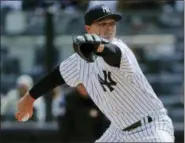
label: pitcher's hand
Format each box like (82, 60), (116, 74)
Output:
(76, 83), (88, 97)
(15, 92), (35, 122)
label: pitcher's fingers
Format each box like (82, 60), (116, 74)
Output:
(16, 112), (27, 122)
(19, 113), (30, 122)
(29, 110), (33, 118)
(15, 112), (21, 120)
(16, 112), (24, 122)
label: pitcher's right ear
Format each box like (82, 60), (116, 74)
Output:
(85, 25), (91, 33)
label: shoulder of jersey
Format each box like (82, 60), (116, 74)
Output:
(67, 53), (79, 60)
(112, 38), (129, 50)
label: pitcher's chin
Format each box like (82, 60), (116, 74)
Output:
(103, 35), (114, 40)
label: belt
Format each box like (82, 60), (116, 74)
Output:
(122, 116), (153, 131)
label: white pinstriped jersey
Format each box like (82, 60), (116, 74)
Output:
(59, 38), (166, 129)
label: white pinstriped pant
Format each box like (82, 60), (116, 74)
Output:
(95, 114), (175, 142)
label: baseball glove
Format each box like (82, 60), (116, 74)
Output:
(72, 34), (109, 63)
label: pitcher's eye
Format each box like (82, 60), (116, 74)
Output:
(110, 22), (115, 26)
(98, 21), (115, 27)
(98, 23), (106, 27)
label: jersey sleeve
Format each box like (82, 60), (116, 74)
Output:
(59, 53), (80, 87)
(100, 41), (134, 74)
(115, 41), (135, 74)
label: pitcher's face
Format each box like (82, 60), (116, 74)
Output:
(85, 18), (116, 40)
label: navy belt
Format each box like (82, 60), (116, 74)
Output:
(122, 116), (153, 131)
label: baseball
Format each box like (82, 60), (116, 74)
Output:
(21, 113), (30, 122)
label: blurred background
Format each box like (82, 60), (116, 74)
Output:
(0, 0), (184, 143)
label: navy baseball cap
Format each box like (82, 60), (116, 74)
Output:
(84, 4), (122, 25)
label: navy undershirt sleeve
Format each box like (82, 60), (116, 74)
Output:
(29, 65), (66, 99)
(96, 43), (122, 68)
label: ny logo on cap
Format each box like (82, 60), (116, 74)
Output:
(102, 5), (110, 13)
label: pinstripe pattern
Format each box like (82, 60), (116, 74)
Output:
(59, 38), (174, 142)
(59, 53), (80, 87)
(95, 115), (174, 142)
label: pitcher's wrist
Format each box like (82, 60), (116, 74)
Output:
(25, 92), (36, 103)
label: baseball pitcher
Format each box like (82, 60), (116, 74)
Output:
(15, 4), (174, 142)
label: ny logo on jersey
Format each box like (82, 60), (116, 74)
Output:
(98, 70), (117, 92)
(102, 5), (110, 13)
